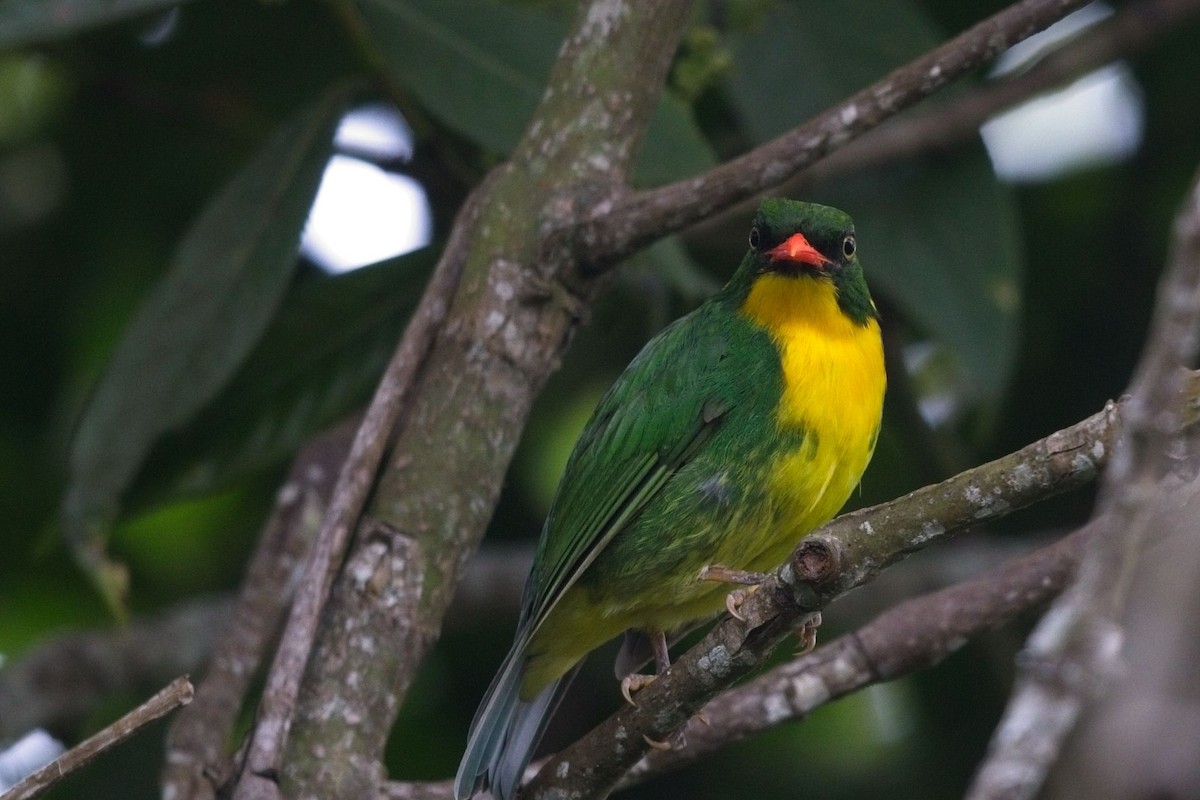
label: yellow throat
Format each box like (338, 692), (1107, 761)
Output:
(740, 272), (886, 549)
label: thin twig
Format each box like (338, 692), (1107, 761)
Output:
(1, 676), (193, 800)
(965, 167), (1200, 800)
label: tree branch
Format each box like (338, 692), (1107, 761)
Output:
(1044, 475), (1200, 798)
(1, 677), (193, 800)
(229, 189), (478, 800)
(965, 165), (1200, 800)
(796, 0), (1200, 192)
(580, 0), (1092, 268)
(160, 417), (353, 800)
(0, 601), (222, 742)
(621, 523), (1091, 785)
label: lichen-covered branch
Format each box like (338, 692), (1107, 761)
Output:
(965, 165), (1200, 800)
(233, 183), (478, 800)
(162, 417), (352, 800)
(621, 524), (1090, 785)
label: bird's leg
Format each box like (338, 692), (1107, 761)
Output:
(698, 564), (769, 622)
(624, 631), (688, 751)
(619, 630), (670, 706)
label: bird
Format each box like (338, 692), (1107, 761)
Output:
(454, 198), (886, 800)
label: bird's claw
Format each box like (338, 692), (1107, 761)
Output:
(642, 733), (674, 750)
(642, 727), (688, 751)
(621, 673), (657, 706)
(793, 612), (823, 656)
(725, 586), (761, 621)
(700, 564), (768, 623)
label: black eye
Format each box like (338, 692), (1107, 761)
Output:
(842, 235), (856, 259)
(749, 226), (761, 250)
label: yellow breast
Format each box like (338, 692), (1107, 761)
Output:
(740, 273), (886, 563)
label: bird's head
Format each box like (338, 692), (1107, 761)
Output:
(739, 198), (877, 327)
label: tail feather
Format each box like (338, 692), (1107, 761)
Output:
(455, 647), (574, 800)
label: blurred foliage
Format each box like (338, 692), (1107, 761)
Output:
(1, 0), (1199, 798)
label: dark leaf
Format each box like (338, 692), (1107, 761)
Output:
(133, 248), (437, 505)
(62, 88), (349, 605)
(0, 0), (193, 48)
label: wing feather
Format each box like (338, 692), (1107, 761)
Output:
(519, 309), (734, 638)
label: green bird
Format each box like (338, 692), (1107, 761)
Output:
(455, 198), (886, 800)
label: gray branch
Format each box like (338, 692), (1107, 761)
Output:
(965, 166), (1200, 800)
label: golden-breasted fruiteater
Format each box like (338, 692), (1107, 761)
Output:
(455, 198), (886, 800)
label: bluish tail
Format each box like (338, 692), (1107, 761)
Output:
(455, 647), (569, 800)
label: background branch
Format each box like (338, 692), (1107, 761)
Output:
(966, 164), (1200, 800)
(1, 677), (192, 800)
(1046, 474), (1200, 797)
(160, 417), (354, 800)
(0, 602), (221, 743)
(796, 0), (1200, 191)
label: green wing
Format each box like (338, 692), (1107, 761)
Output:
(519, 304), (740, 639)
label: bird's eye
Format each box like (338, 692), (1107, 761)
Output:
(842, 235), (856, 259)
(749, 226), (761, 250)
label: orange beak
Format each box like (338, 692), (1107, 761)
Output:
(765, 233), (830, 267)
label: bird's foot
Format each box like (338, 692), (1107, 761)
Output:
(643, 728), (690, 750)
(794, 612), (823, 656)
(621, 673), (657, 706)
(699, 564), (769, 622)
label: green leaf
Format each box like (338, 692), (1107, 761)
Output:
(359, 0), (714, 183)
(359, 0), (560, 155)
(819, 154), (1023, 402)
(726, 0), (1022, 399)
(635, 93), (716, 187)
(0, 0), (195, 48)
(62, 88), (349, 602)
(132, 248), (437, 505)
